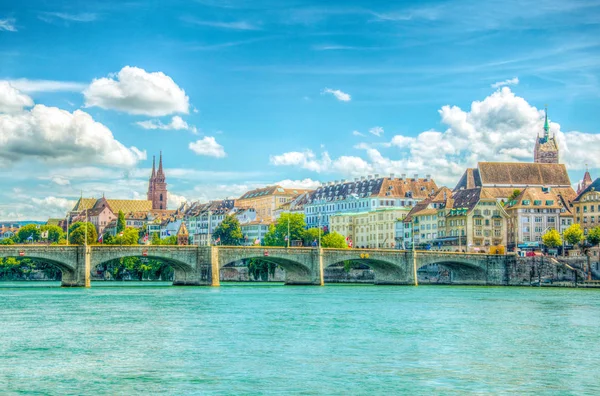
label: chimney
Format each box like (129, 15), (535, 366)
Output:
(361, 176), (366, 180)
(414, 174), (419, 180)
(426, 174), (431, 181)
(401, 173), (406, 179)
(390, 173), (395, 180)
(354, 177), (359, 182)
(374, 174), (380, 178)
(368, 175), (373, 180)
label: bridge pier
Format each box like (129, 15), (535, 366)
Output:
(61, 246), (90, 288)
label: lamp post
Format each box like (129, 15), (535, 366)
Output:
(287, 215), (290, 248)
(412, 218), (418, 286)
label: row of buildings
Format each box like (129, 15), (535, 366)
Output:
(56, 110), (599, 253)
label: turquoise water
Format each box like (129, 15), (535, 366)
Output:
(1, 283), (599, 395)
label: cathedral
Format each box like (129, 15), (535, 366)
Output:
(534, 107), (559, 164)
(147, 152), (168, 210)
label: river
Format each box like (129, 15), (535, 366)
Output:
(1, 283), (599, 394)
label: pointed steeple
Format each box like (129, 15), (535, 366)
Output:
(543, 106), (549, 139)
(151, 156), (156, 179)
(157, 151), (164, 175)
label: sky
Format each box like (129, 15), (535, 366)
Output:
(1, 0), (600, 220)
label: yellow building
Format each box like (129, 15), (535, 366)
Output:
(330, 207), (410, 249)
(572, 178), (600, 236)
(237, 185), (313, 221)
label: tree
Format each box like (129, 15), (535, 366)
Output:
(151, 233), (161, 246)
(508, 189), (521, 201)
(213, 214), (244, 246)
(303, 228), (321, 246)
(542, 229), (562, 249)
(0, 238), (14, 245)
(117, 210), (126, 234)
(585, 226), (600, 280)
(17, 224), (41, 243)
(40, 225), (65, 243)
(108, 227), (139, 245)
(564, 223), (584, 248)
(262, 213), (307, 247)
(321, 232), (348, 249)
(69, 222), (98, 245)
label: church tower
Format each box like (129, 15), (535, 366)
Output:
(147, 152), (168, 210)
(534, 107), (559, 164)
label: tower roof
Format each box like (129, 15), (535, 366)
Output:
(151, 156), (156, 179)
(157, 151), (164, 176)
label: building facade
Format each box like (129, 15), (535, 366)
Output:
(305, 174), (438, 230)
(237, 186), (312, 222)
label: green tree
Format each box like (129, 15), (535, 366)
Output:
(303, 228), (321, 246)
(213, 214), (244, 246)
(69, 222), (98, 245)
(542, 229), (562, 249)
(247, 258), (277, 281)
(117, 210), (126, 234)
(321, 232), (348, 248)
(151, 233), (161, 245)
(564, 223), (585, 248)
(161, 235), (177, 245)
(17, 224), (41, 243)
(585, 226), (600, 279)
(263, 213), (307, 247)
(0, 238), (14, 245)
(508, 189), (521, 201)
(40, 224), (65, 243)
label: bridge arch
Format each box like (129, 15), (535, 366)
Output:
(89, 246), (200, 285)
(416, 254), (489, 285)
(322, 249), (410, 285)
(0, 246), (80, 285)
(216, 247), (320, 285)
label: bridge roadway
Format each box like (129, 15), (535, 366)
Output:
(0, 245), (550, 287)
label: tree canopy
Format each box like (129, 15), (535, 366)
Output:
(213, 214), (243, 245)
(263, 213), (307, 246)
(117, 210), (126, 234)
(587, 226), (600, 247)
(542, 229), (562, 249)
(17, 224), (41, 243)
(40, 224), (65, 243)
(69, 222), (98, 245)
(321, 232), (348, 248)
(564, 223), (584, 247)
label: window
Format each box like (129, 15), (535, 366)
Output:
(535, 217), (542, 223)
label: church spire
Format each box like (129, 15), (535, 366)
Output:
(543, 106), (549, 139)
(157, 151), (164, 175)
(151, 155), (156, 179)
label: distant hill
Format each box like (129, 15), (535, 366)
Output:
(0, 221), (46, 227)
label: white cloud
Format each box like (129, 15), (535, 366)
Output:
(84, 66), (189, 116)
(183, 17), (260, 30)
(0, 81), (33, 113)
(271, 87), (600, 186)
(31, 196), (76, 217)
(39, 12), (97, 23)
(322, 88), (351, 102)
(189, 136), (226, 158)
(0, 18), (16, 32)
(136, 116), (197, 133)
(7, 79), (86, 93)
(168, 192), (187, 209)
(276, 178), (322, 189)
(369, 126), (384, 137)
(491, 77), (519, 88)
(0, 104), (146, 167)
(50, 176), (70, 186)
(352, 130), (365, 137)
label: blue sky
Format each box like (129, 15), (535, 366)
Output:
(1, 0), (600, 220)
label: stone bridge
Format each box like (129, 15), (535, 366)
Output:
(0, 245), (580, 287)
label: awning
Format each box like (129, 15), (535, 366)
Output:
(518, 242), (539, 248)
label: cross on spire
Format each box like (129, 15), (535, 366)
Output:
(543, 105), (549, 138)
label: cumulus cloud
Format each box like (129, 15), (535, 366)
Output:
(369, 126), (384, 137)
(352, 130), (365, 137)
(136, 116), (197, 133)
(0, 18), (16, 32)
(84, 66), (189, 116)
(31, 196), (76, 217)
(189, 136), (226, 158)
(276, 178), (322, 190)
(168, 192), (187, 209)
(271, 87), (600, 186)
(0, 81), (34, 113)
(0, 103), (146, 168)
(491, 77), (519, 88)
(322, 88), (351, 102)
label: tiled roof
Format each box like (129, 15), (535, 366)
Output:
(505, 187), (568, 210)
(46, 218), (62, 226)
(478, 162), (571, 186)
(309, 176), (437, 203)
(104, 199), (153, 214)
(454, 162), (572, 191)
(71, 197), (96, 212)
(238, 185), (313, 200)
(177, 221), (189, 236)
